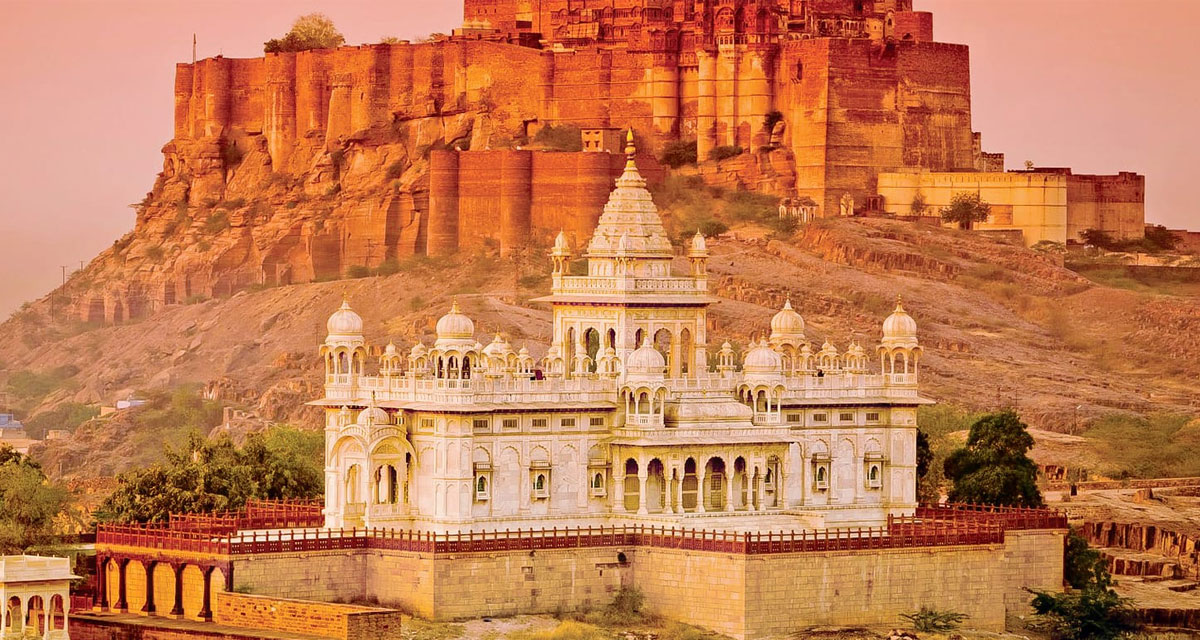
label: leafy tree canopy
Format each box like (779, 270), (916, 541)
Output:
(1065, 527), (1112, 591)
(0, 446), (70, 554)
(265, 14), (346, 54)
(940, 191), (991, 229)
(943, 410), (1043, 507)
(95, 426), (324, 524)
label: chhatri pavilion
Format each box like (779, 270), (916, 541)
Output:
(313, 136), (930, 532)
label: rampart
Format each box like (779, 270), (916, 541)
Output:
(93, 503), (1067, 640)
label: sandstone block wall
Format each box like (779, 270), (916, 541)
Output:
(214, 592), (404, 640)
(428, 547), (632, 620)
(230, 552), (368, 604)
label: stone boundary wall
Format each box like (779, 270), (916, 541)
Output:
(214, 592), (403, 640)
(70, 616), (279, 640)
(225, 529), (1063, 640)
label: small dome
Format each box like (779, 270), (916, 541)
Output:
(625, 339), (666, 376)
(689, 230), (708, 255)
(409, 342), (427, 357)
(518, 345), (531, 357)
(743, 339), (783, 374)
(383, 342), (399, 356)
(553, 230), (570, 254)
(482, 334), (511, 358)
(435, 301), (475, 340)
(882, 298), (918, 342)
(356, 406), (390, 426)
(327, 299), (363, 337)
(770, 298), (805, 338)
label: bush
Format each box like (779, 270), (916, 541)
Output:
(1065, 527), (1112, 590)
(345, 265), (371, 279)
(940, 191), (991, 229)
(900, 606), (967, 632)
(1029, 587), (1141, 640)
(203, 210), (230, 235)
(220, 140), (244, 167)
(660, 139), (698, 168)
(385, 161), (405, 180)
(532, 124), (583, 152)
(709, 145), (743, 162)
(24, 403), (99, 440)
(6, 366), (79, 402)
(375, 259), (401, 276)
(144, 245), (166, 262)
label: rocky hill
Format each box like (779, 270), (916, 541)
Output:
(4, 213), (1198, 482)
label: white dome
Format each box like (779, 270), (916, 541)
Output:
(409, 342), (427, 357)
(482, 334), (511, 358)
(327, 300), (363, 337)
(356, 406), (390, 426)
(435, 301), (475, 340)
(625, 339), (666, 376)
(770, 299), (805, 338)
(383, 342), (399, 356)
(553, 230), (570, 254)
(882, 299), (918, 343)
(743, 339), (783, 373)
(689, 230), (708, 255)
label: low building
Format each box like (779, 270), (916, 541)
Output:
(877, 168), (1145, 247)
(0, 555), (77, 639)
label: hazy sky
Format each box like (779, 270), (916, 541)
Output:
(1, 0), (1196, 316)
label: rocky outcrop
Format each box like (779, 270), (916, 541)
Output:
(1082, 521), (1200, 580)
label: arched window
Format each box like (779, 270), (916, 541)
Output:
(815, 465), (827, 489)
(592, 472), (604, 490)
(869, 465), (879, 481)
(477, 476), (488, 493)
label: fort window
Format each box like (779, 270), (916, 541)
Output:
(472, 418), (490, 432)
(839, 412), (854, 422)
(868, 465), (882, 488)
(866, 411), (881, 422)
(813, 413), (828, 423)
(475, 475), (490, 501)
(560, 417), (576, 428)
(532, 473), (548, 498)
(502, 418), (519, 430)
(590, 416), (606, 428)
(787, 412), (802, 423)
(815, 465), (829, 490)
(532, 418), (548, 429)
(420, 418), (435, 431)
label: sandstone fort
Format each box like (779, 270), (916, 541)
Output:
(69, 0), (1143, 324)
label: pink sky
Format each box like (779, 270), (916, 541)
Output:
(1, 0), (1196, 315)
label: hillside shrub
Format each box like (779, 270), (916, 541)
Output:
(709, 145), (743, 162)
(345, 265), (371, 279)
(660, 139), (698, 168)
(943, 410), (1043, 507)
(385, 161), (405, 180)
(1028, 587), (1140, 640)
(220, 140), (244, 167)
(144, 245), (166, 262)
(1085, 412), (1200, 478)
(532, 124), (583, 152)
(6, 366), (79, 402)
(203, 210), (230, 235)
(24, 403), (99, 440)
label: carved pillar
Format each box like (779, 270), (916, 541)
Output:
(725, 469), (735, 512)
(613, 474), (626, 513)
(141, 560), (157, 615)
(664, 468), (675, 514)
(198, 567), (214, 621)
(115, 559), (130, 612)
(94, 556), (109, 611)
(755, 468), (765, 511)
(637, 470), (649, 515)
(697, 471), (707, 513)
(169, 564), (185, 618)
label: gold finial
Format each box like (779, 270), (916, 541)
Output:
(624, 128), (637, 169)
(450, 299), (460, 313)
(895, 294), (905, 313)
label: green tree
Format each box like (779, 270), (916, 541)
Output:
(1028, 587), (1140, 640)
(265, 14), (346, 54)
(0, 446), (70, 554)
(1079, 228), (1118, 250)
(660, 139), (699, 168)
(1064, 527), (1112, 590)
(915, 430), (938, 502)
(910, 192), (928, 216)
(940, 191), (991, 230)
(95, 426), (323, 524)
(943, 410), (1043, 507)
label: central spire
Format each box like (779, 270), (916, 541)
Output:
(586, 129), (672, 260)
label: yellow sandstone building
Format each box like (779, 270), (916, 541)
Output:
(877, 168), (1145, 247)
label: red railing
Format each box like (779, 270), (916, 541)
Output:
(69, 595), (94, 613)
(168, 499), (324, 534)
(98, 503), (1066, 558)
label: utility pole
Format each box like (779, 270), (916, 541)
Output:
(193, 34), (197, 64)
(60, 265), (69, 286)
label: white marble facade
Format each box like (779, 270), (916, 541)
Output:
(315, 135), (930, 532)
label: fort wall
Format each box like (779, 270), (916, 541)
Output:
(213, 592), (404, 640)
